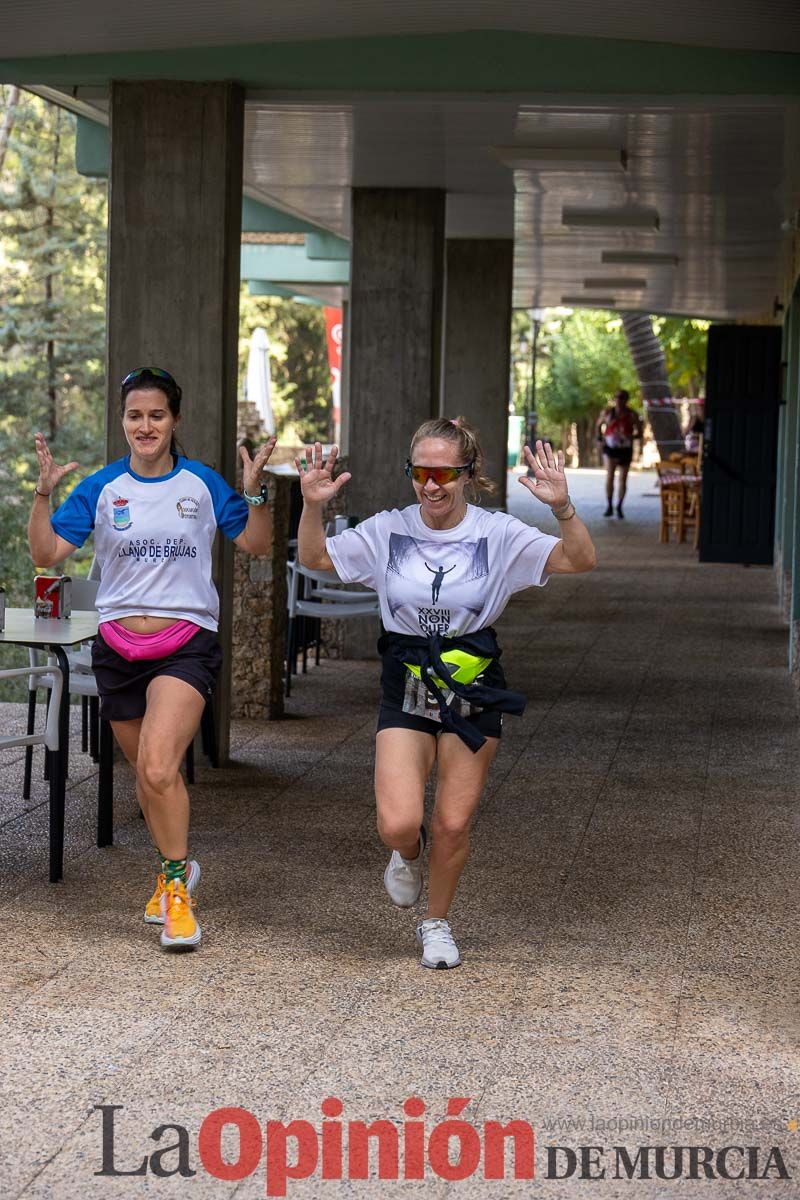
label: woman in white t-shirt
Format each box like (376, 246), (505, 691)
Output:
(296, 418), (596, 969)
(28, 367), (276, 951)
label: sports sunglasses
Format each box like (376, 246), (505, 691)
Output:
(121, 366), (178, 389)
(405, 460), (475, 485)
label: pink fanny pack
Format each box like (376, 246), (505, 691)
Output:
(99, 619), (199, 662)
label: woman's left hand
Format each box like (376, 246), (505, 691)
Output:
(519, 440), (569, 509)
(239, 436), (278, 497)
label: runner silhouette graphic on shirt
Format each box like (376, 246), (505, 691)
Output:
(425, 562), (456, 605)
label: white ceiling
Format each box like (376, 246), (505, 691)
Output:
(4, 0), (800, 56)
(43, 87), (800, 318)
(239, 94), (800, 318)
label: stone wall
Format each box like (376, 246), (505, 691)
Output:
(230, 458), (292, 720)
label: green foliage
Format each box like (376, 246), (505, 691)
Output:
(536, 311), (638, 433)
(511, 307), (710, 443)
(0, 88), (107, 602)
(239, 289), (332, 444)
(653, 315), (710, 398)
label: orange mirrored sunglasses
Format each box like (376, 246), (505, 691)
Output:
(405, 461), (474, 485)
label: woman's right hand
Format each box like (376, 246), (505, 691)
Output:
(294, 442), (351, 504)
(33, 432), (79, 496)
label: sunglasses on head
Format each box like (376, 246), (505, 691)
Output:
(121, 366), (178, 389)
(405, 461), (475, 485)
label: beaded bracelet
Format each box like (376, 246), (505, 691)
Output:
(551, 497), (576, 521)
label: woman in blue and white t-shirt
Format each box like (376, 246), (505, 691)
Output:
(296, 418), (597, 969)
(29, 367), (275, 951)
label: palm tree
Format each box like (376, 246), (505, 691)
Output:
(621, 312), (669, 400)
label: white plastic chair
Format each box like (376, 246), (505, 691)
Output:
(285, 560), (380, 695)
(1, 664), (65, 880)
(24, 574), (100, 797)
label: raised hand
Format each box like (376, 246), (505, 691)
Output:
(239, 435), (278, 496)
(519, 440), (569, 509)
(33, 432), (79, 496)
(294, 442), (351, 504)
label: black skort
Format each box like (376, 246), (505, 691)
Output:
(603, 443), (633, 467)
(376, 652), (505, 740)
(91, 626), (223, 722)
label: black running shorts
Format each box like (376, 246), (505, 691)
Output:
(91, 626), (222, 722)
(603, 444), (633, 467)
(376, 652), (504, 740)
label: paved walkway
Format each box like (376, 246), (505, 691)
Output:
(2, 469), (800, 1198)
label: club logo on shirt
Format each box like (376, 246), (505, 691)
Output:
(176, 496), (200, 520)
(112, 498), (132, 531)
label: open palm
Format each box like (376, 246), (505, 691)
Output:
(239, 435), (277, 495)
(294, 441), (351, 503)
(34, 432), (79, 495)
(519, 440), (569, 508)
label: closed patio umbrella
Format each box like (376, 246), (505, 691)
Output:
(246, 326), (274, 434)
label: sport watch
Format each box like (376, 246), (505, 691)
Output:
(243, 482), (269, 506)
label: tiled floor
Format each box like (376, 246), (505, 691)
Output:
(2, 468), (799, 1198)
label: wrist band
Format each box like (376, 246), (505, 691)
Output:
(35, 487), (52, 498)
(551, 497), (576, 521)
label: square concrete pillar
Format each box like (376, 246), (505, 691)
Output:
(442, 239), (514, 508)
(106, 81), (244, 760)
(347, 188), (446, 516)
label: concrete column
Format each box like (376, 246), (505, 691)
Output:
(106, 81), (244, 760)
(442, 239), (514, 508)
(347, 189), (446, 515)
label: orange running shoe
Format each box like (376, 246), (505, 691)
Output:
(160, 878), (202, 949)
(144, 860), (200, 924)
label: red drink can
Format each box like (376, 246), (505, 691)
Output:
(34, 575), (72, 619)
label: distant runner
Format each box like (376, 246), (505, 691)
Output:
(596, 389), (643, 518)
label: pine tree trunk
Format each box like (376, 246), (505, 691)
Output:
(0, 85), (20, 175)
(575, 416), (598, 466)
(45, 107), (62, 440)
(621, 313), (670, 400)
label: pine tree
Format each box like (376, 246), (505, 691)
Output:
(0, 88), (107, 599)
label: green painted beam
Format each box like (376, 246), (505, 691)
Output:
(242, 244), (349, 284)
(2, 32), (798, 94)
(75, 114), (109, 176)
(247, 282), (323, 306)
(305, 231), (350, 261)
(241, 195), (320, 236)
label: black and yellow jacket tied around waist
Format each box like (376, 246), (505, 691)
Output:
(377, 627), (526, 753)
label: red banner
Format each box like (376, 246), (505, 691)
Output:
(324, 307), (343, 445)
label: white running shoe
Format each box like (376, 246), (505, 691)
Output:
(416, 918), (461, 969)
(383, 826), (427, 907)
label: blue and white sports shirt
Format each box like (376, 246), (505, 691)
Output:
(51, 456), (249, 632)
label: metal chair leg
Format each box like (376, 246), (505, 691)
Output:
(23, 689), (37, 799)
(43, 690), (51, 781)
(97, 718), (114, 847)
(200, 700), (219, 768)
(286, 617), (295, 697)
(89, 695), (99, 763)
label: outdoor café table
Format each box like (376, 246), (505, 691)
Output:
(0, 608), (113, 881)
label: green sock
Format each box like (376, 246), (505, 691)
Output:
(161, 856), (187, 885)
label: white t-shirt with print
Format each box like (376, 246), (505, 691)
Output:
(326, 504), (559, 637)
